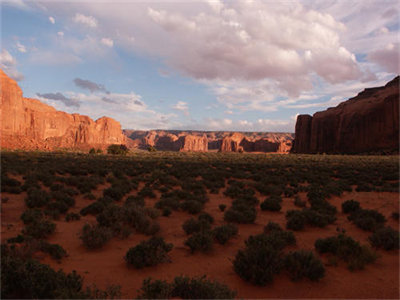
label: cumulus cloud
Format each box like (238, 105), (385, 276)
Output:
(0, 49), (24, 81)
(100, 38), (114, 47)
(49, 16), (55, 24)
(172, 101), (189, 116)
(16, 41), (26, 53)
(74, 78), (109, 93)
(73, 13), (97, 28)
(37, 92), (80, 108)
(367, 43), (400, 73)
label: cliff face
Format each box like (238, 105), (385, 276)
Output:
(178, 134), (208, 152)
(0, 69), (126, 150)
(292, 76), (399, 154)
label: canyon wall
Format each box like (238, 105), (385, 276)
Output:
(0, 69), (126, 150)
(292, 76), (399, 154)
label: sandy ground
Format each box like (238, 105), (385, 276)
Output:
(1, 183), (399, 299)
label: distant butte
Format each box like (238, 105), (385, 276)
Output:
(0, 69), (126, 150)
(292, 76), (400, 154)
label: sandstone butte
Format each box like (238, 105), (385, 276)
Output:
(0, 69), (126, 151)
(292, 76), (400, 154)
(124, 130), (293, 153)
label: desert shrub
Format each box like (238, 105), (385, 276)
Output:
(137, 278), (172, 299)
(40, 242), (67, 260)
(218, 204), (226, 212)
(137, 276), (236, 299)
(1, 246), (86, 299)
(7, 234), (25, 243)
(125, 195), (145, 207)
(89, 148), (96, 154)
(138, 186), (156, 199)
(171, 275), (236, 299)
(348, 209), (386, 231)
(25, 189), (51, 208)
(162, 207), (172, 217)
(198, 212), (214, 224)
(80, 224), (112, 249)
(302, 209), (332, 228)
(185, 231), (214, 253)
(315, 234), (377, 270)
(107, 144), (129, 155)
(65, 212), (81, 222)
(1, 175), (22, 194)
(264, 221), (283, 233)
(369, 226), (399, 250)
(85, 284), (121, 299)
(23, 220), (56, 239)
(341, 200), (360, 214)
(83, 193), (96, 200)
(260, 195), (282, 211)
(125, 237), (173, 268)
(21, 209), (43, 224)
(286, 210), (306, 231)
(294, 195), (306, 208)
(246, 231), (296, 250)
(233, 243), (282, 286)
(224, 202), (257, 224)
(392, 212), (400, 220)
(284, 250), (325, 281)
(182, 218), (211, 235)
(96, 205), (125, 231)
(103, 187), (125, 201)
(181, 200), (203, 214)
(80, 201), (106, 216)
(213, 224), (238, 244)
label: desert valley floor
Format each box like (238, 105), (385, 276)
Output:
(1, 151), (399, 299)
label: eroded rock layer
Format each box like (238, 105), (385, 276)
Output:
(292, 76), (399, 154)
(0, 69), (126, 150)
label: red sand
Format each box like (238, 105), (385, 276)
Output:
(1, 185), (399, 299)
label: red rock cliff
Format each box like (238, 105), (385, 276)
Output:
(292, 76), (399, 154)
(0, 69), (126, 150)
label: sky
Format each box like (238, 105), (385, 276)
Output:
(1, 0), (399, 132)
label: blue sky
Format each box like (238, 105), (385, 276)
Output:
(1, 0), (399, 131)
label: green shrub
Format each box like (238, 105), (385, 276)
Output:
(264, 221), (283, 233)
(392, 212), (399, 220)
(315, 234), (377, 270)
(213, 224), (238, 244)
(284, 250), (325, 281)
(23, 220), (56, 239)
(40, 242), (67, 260)
(107, 144), (129, 155)
(125, 237), (173, 268)
(348, 209), (386, 231)
(137, 276), (236, 299)
(341, 200), (360, 214)
(89, 148), (96, 154)
(198, 212), (214, 224)
(80, 201), (106, 216)
(125, 195), (145, 207)
(224, 203), (257, 224)
(260, 195), (282, 211)
(182, 218), (211, 235)
(294, 195), (306, 208)
(286, 210), (306, 231)
(162, 207), (172, 217)
(80, 224), (112, 249)
(218, 204), (226, 212)
(181, 200), (203, 214)
(137, 278), (172, 299)
(21, 209), (43, 224)
(25, 189), (51, 208)
(184, 231), (214, 253)
(171, 275), (236, 299)
(65, 212), (81, 222)
(369, 226), (399, 250)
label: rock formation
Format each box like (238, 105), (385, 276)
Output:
(177, 134), (208, 152)
(0, 69), (126, 150)
(292, 76), (399, 154)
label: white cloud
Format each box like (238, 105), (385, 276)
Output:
(0, 49), (24, 81)
(16, 41), (26, 53)
(49, 16), (55, 24)
(101, 38), (114, 47)
(172, 101), (189, 116)
(57, 31), (64, 37)
(73, 13), (98, 28)
(367, 43), (400, 73)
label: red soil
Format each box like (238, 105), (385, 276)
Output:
(1, 184), (399, 299)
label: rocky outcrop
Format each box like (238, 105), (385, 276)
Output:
(178, 134), (208, 152)
(220, 133), (245, 152)
(0, 69), (126, 150)
(292, 76), (400, 154)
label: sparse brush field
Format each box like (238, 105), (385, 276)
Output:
(1, 151), (399, 299)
